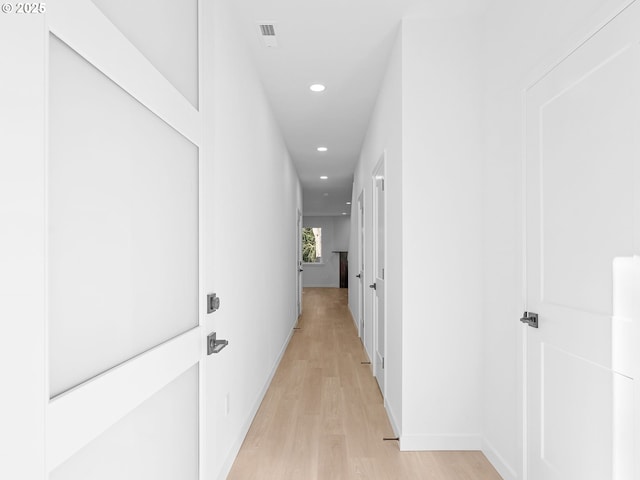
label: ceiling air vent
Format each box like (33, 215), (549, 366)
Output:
(257, 23), (278, 48)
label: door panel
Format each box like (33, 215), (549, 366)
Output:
(51, 366), (199, 480)
(48, 34), (199, 397)
(540, 44), (635, 315)
(541, 344), (612, 479)
(90, 0), (199, 107)
(525, 4), (640, 478)
(45, 0), (204, 476)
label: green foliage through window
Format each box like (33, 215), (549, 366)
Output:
(302, 227), (322, 263)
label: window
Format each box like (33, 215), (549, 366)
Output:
(302, 227), (322, 263)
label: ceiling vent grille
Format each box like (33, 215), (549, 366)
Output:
(257, 23), (278, 48)
(260, 24), (276, 36)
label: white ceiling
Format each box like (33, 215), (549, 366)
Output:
(229, 0), (486, 216)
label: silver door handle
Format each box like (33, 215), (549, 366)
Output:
(207, 332), (229, 355)
(520, 312), (538, 328)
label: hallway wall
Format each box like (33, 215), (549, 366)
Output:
(302, 215), (350, 288)
(401, 14), (484, 450)
(203, 0), (302, 477)
(480, 0), (633, 478)
(350, 25), (403, 434)
(351, 14), (485, 450)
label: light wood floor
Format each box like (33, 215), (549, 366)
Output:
(227, 287), (503, 480)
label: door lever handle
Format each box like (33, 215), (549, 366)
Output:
(369, 283), (376, 290)
(520, 311), (538, 328)
(356, 274), (361, 278)
(299, 269), (304, 272)
(211, 339), (228, 353)
(207, 332), (229, 355)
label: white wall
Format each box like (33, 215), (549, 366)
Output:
(481, 0), (632, 478)
(303, 215), (350, 287)
(401, 15), (484, 450)
(352, 13), (485, 451)
(353, 4), (635, 472)
(202, 0), (302, 477)
(350, 26), (403, 434)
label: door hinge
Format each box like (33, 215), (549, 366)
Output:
(382, 357), (385, 369)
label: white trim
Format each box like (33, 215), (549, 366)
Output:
(303, 284), (341, 288)
(357, 189), (366, 340)
(482, 438), (518, 480)
(384, 399), (401, 438)
(47, 327), (202, 471)
(43, 16), (52, 478)
(302, 262), (326, 266)
(519, 73), (529, 480)
(197, 0), (206, 477)
(215, 327), (296, 480)
(348, 304), (359, 331)
(399, 434), (482, 451)
(48, 0), (201, 147)
(0, 13), (47, 479)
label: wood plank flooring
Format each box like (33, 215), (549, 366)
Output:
(227, 287), (503, 480)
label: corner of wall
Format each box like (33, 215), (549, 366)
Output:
(482, 437), (518, 480)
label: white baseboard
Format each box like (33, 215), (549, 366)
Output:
(215, 324), (296, 480)
(302, 284), (340, 288)
(384, 399), (401, 437)
(348, 304), (358, 331)
(482, 438), (517, 480)
(400, 434), (482, 451)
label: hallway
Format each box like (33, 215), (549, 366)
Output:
(227, 288), (502, 480)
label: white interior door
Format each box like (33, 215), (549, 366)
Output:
(373, 158), (386, 394)
(297, 209), (303, 317)
(41, 1), (205, 478)
(358, 191), (365, 339)
(524, 3), (640, 479)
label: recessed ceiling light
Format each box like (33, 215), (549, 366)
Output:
(310, 84), (326, 92)
(320, 176), (328, 180)
(342, 212), (347, 215)
(317, 147), (328, 152)
(323, 193), (329, 196)
(346, 202), (351, 205)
